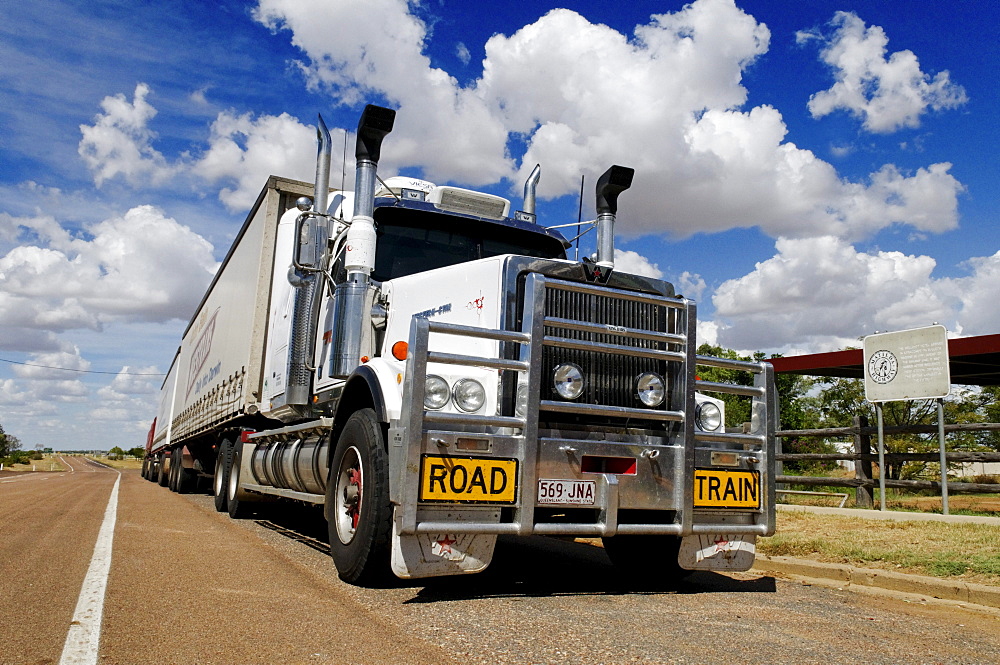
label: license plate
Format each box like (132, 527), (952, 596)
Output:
(419, 455), (518, 504)
(537, 479), (596, 505)
(694, 469), (760, 509)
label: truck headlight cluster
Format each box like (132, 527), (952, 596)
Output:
(424, 375), (487, 413)
(553, 363), (585, 400)
(453, 378), (486, 412)
(424, 375), (450, 410)
(635, 372), (666, 407)
(696, 402), (722, 431)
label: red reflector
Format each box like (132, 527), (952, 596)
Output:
(581, 455), (637, 475)
(240, 430), (255, 443)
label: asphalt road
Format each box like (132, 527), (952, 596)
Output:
(4, 458), (1000, 665)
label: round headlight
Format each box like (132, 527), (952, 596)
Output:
(635, 372), (665, 407)
(696, 402), (723, 431)
(424, 375), (450, 410)
(453, 378), (486, 412)
(515, 383), (529, 417)
(553, 363), (585, 400)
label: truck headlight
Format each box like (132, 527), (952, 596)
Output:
(515, 383), (529, 417)
(553, 363), (585, 400)
(424, 375), (450, 410)
(696, 402), (722, 431)
(635, 372), (665, 407)
(453, 378), (486, 412)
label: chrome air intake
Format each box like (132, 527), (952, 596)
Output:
(594, 165), (634, 269)
(331, 104), (395, 378)
(285, 116), (333, 407)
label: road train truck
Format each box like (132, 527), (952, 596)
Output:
(142, 104), (777, 585)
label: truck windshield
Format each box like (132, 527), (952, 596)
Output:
(369, 207), (567, 282)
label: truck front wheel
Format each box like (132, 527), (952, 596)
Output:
(327, 408), (391, 586)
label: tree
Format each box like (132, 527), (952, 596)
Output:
(108, 446), (126, 460)
(696, 344), (835, 473)
(128, 446), (146, 459)
(695, 344), (822, 431)
(814, 375), (996, 480)
(0, 422), (22, 460)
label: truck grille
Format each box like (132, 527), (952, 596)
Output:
(540, 283), (676, 415)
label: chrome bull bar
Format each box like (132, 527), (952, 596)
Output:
(394, 274), (776, 538)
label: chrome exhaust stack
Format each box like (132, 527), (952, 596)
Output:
(594, 165), (634, 270)
(313, 114), (332, 218)
(517, 164), (541, 222)
(524, 164), (540, 215)
(286, 116), (334, 408)
(331, 104), (395, 378)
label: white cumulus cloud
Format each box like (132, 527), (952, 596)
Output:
(711, 236), (954, 351)
(247, 0), (963, 242)
(614, 249), (664, 279)
(78, 83), (176, 186)
(193, 111), (319, 210)
(0, 206), (218, 350)
(800, 12), (967, 133)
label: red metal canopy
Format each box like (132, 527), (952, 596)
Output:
(768, 334), (1000, 387)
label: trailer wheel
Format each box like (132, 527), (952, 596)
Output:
(157, 453), (169, 487)
(168, 448), (180, 492)
(227, 442), (252, 519)
(213, 439), (232, 512)
(175, 450), (197, 494)
(601, 534), (689, 581)
(327, 408), (391, 585)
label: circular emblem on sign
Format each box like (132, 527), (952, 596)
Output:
(868, 350), (898, 384)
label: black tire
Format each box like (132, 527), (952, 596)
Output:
(326, 408), (392, 586)
(175, 449), (196, 495)
(601, 534), (689, 580)
(227, 442), (252, 519)
(213, 439), (232, 512)
(168, 448), (180, 492)
(156, 453), (169, 487)
(140, 458), (149, 480)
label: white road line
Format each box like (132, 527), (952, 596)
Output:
(58, 470), (121, 665)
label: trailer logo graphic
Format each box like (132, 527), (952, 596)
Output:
(186, 308), (219, 399)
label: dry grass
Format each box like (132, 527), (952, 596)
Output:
(0, 455), (68, 472)
(86, 456), (143, 470)
(761, 510), (1000, 585)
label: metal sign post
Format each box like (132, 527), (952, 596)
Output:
(863, 325), (951, 514)
(938, 398), (949, 514)
(876, 403), (886, 511)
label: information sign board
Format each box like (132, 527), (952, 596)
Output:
(863, 325), (950, 402)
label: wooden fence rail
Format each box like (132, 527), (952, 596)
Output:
(772, 416), (1000, 508)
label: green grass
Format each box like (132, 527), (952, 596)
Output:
(761, 511), (1000, 585)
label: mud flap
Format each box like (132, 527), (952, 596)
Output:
(390, 507), (499, 579)
(678, 534), (756, 571)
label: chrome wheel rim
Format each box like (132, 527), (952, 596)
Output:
(334, 446), (363, 545)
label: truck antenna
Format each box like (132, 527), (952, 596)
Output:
(575, 174), (584, 261)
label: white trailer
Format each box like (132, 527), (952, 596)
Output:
(144, 105), (777, 585)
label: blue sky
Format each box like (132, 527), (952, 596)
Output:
(1, 0), (997, 450)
